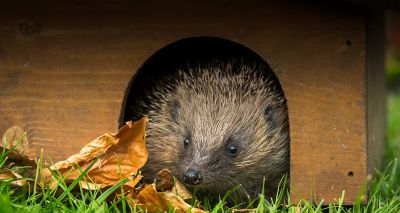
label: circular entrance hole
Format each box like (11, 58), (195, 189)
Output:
(119, 37), (290, 196)
(120, 37), (288, 124)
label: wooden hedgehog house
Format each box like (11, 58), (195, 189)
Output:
(0, 0), (387, 204)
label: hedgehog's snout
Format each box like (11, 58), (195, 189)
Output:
(183, 168), (203, 185)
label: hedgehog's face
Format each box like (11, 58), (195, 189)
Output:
(165, 91), (289, 196)
(144, 71), (289, 197)
(175, 123), (248, 193)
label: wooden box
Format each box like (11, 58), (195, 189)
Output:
(0, 0), (385, 204)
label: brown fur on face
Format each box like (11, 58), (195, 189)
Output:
(134, 60), (289, 200)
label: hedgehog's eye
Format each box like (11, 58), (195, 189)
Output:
(226, 144), (238, 155)
(183, 137), (191, 148)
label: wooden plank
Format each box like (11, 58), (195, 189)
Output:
(0, 0), (372, 204)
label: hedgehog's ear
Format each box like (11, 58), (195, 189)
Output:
(264, 104), (279, 132)
(170, 100), (180, 124)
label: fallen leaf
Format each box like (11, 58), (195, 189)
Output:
(1, 126), (35, 167)
(42, 117), (148, 190)
(158, 191), (206, 213)
(155, 169), (174, 191)
(156, 169), (192, 200)
(0, 169), (29, 187)
(172, 177), (193, 201)
(134, 183), (207, 213)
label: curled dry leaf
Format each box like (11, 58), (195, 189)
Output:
(133, 183), (207, 213)
(1, 126), (36, 167)
(155, 169), (175, 191)
(127, 169), (205, 213)
(42, 117), (148, 190)
(0, 169), (29, 187)
(172, 177), (193, 201)
(156, 169), (192, 200)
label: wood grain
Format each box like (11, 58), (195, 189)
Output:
(0, 0), (384, 204)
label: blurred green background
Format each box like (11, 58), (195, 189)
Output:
(385, 11), (400, 184)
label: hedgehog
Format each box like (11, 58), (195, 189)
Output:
(122, 38), (290, 201)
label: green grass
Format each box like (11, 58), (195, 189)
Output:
(0, 98), (399, 213)
(386, 94), (400, 165)
(0, 147), (135, 212)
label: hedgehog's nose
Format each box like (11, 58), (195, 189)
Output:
(183, 169), (203, 185)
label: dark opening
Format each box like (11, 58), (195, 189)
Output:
(119, 37), (288, 125)
(347, 171), (354, 177)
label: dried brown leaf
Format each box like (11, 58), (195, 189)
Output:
(158, 191), (207, 213)
(42, 117), (148, 190)
(0, 169), (29, 187)
(1, 126), (35, 167)
(135, 183), (207, 213)
(155, 169), (192, 200)
(155, 169), (174, 191)
(172, 178), (193, 201)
